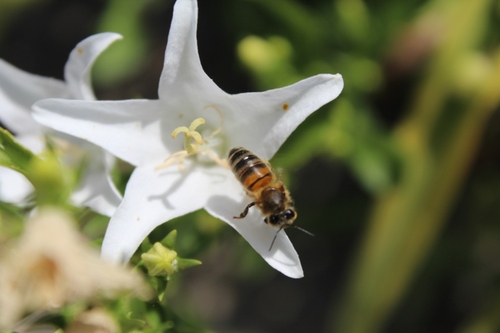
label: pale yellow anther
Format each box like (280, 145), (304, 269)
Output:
(157, 108), (225, 171)
(171, 126), (189, 139)
(171, 117), (207, 154)
(190, 131), (203, 145)
(189, 118), (205, 131)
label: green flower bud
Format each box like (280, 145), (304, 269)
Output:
(141, 243), (178, 277)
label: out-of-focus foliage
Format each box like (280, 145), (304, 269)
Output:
(0, 0), (499, 332)
(236, 0), (500, 332)
(93, 0), (156, 87)
(0, 128), (72, 206)
(235, 0), (402, 194)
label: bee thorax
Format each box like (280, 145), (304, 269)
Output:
(260, 188), (285, 213)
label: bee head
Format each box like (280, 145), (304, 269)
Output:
(266, 208), (297, 228)
(267, 208), (314, 251)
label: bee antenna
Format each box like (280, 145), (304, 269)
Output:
(268, 226), (314, 252)
(292, 226), (314, 237)
(268, 226), (284, 252)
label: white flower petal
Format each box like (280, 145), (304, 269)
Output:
(71, 150), (122, 217)
(0, 34), (127, 216)
(226, 73), (344, 159)
(16, 134), (46, 155)
(0, 134), (44, 204)
(158, 0), (225, 102)
(33, 99), (174, 166)
(0, 59), (68, 134)
(0, 167), (33, 204)
(101, 162), (222, 263)
(64, 33), (123, 100)
(205, 196), (304, 278)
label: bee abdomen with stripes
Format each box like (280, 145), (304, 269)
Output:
(228, 147), (275, 193)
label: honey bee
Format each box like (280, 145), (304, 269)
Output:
(228, 147), (313, 250)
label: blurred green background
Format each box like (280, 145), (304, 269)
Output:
(1, 0), (500, 332)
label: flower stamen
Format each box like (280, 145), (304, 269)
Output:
(171, 117), (206, 154)
(155, 150), (189, 170)
(155, 118), (207, 170)
(202, 104), (224, 140)
(156, 107), (229, 170)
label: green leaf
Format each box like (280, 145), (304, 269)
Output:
(176, 258), (202, 271)
(93, 0), (154, 87)
(28, 150), (72, 206)
(249, 0), (326, 59)
(141, 236), (154, 254)
(153, 276), (168, 302)
(160, 229), (177, 250)
(0, 127), (37, 174)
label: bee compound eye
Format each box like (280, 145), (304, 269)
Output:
(269, 215), (280, 225)
(284, 209), (295, 220)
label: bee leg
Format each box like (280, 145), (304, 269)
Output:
(234, 202), (255, 219)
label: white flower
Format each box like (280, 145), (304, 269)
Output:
(0, 209), (151, 328)
(65, 308), (119, 333)
(0, 33), (122, 216)
(33, 0), (343, 278)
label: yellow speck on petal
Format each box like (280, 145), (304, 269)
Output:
(77, 48), (83, 54)
(282, 103), (289, 111)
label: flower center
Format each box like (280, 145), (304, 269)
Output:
(156, 105), (228, 170)
(171, 117), (206, 154)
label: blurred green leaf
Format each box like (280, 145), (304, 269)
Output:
(0, 129), (73, 206)
(176, 257), (202, 271)
(160, 229), (177, 250)
(28, 150), (72, 206)
(335, 0), (371, 46)
(330, 0), (499, 332)
(0, 127), (36, 174)
(249, 0), (326, 58)
(93, 0), (156, 87)
(238, 35), (301, 88)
